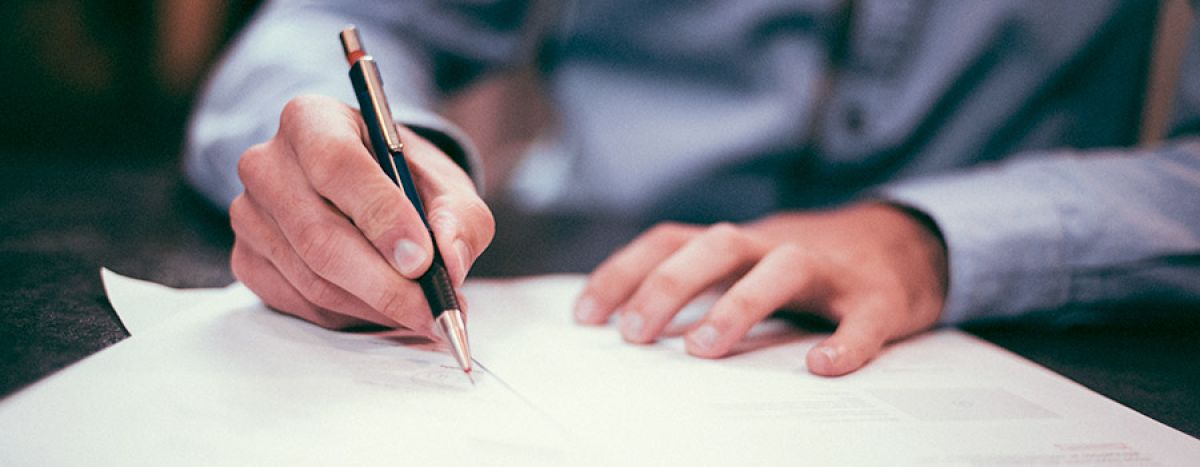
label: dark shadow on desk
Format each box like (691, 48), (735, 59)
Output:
(0, 153), (233, 397)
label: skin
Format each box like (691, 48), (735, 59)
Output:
(231, 94), (949, 375)
(573, 205), (949, 376)
(230, 95), (493, 336)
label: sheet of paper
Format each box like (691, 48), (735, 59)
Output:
(2, 272), (1197, 466)
(0, 274), (573, 466)
(464, 278), (1200, 466)
(100, 267), (233, 335)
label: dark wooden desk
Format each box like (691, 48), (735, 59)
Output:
(2, 152), (1197, 440)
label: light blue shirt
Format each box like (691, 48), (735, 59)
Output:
(185, 0), (1200, 324)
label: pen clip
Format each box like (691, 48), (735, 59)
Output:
(340, 26), (404, 152)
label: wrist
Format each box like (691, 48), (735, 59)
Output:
(870, 202), (950, 315)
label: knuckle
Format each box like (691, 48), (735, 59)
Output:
(645, 270), (687, 295)
(228, 196), (251, 235)
(236, 143), (271, 186)
(299, 275), (343, 310)
(464, 199), (496, 243)
(265, 236), (293, 265)
(279, 96), (365, 192)
(354, 192), (403, 239)
(703, 222), (745, 255)
(304, 137), (362, 193)
(280, 95), (330, 129)
(371, 287), (414, 323)
(723, 291), (768, 316)
(707, 221), (739, 236)
(647, 221), (687, 239)
(641, 222), (689, 251)
(770, 243), (811, 268)
(294, 220), (341, 275)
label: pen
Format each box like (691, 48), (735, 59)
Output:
(339, 25), (474, 383)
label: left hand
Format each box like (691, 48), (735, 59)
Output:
(572, 202), (949, 376)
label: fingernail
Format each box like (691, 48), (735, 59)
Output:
(619, 311), (643, 341)
(815, 345), (840, 366)
(687, 324), (719, 353)
(452, 239), (470, 285)
(393, 239), (427, 276)
(574, 296), (599, 323)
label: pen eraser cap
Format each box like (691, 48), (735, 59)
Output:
(339, 25), (367, 64)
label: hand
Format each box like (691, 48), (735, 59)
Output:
(229, 95), (494, 333)
(573, 203), (948, 376)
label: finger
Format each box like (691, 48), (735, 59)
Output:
(398, 123), (480, 196)
(280, 95), (435, 279)
(805, 303), (892, 377)
(231, 194), (404, 328)
(574, 222), (698, 325)
(618, 223), (760, 344)
(684, 245), (825, 358)
(394, 124), (493, 287)
(232, 240), (370, 330)
(237, 135), (433, 335)
(426, 198), (494, 287)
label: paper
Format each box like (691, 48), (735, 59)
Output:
(1, 273), (572, 466)
(100, 267), (234, 335)
(465, 278), (1200, 465)
(1, 273), (1197, 466)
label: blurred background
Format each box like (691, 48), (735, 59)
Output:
(0, 0), (261, 159)
(0, 1), (264, 395)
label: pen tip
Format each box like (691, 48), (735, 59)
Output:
(465, 369), (476, 386)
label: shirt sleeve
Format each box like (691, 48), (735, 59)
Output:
(880, 7), (1200, 325)
(880, 143), (1200, 324)
(183, 0), (535, 210)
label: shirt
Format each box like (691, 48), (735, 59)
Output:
(184, 0), (1200, 323)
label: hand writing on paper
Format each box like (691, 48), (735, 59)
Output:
(573, 203), (948, 376)
(229, 95), (493, 333)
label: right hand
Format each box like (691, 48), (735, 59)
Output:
(229, 95), (494, 334)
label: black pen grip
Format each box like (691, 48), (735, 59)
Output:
(418, 246), (460, 319)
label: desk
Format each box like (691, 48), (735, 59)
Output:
(2, 152), (1197, 440)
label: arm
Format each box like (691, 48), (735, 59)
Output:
(882, 8), (1200, 324)
(576, 144), (1200, 376)
(185, 0), (534, 332)
(185, 0), (536, 208)
(577, 10), (1200, 374)
(882, 142), (1200, 325)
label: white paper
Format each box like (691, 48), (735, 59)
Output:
(1, 274), (572, 466)
(100, 267), (233, 335)
(464, 278), (1200, 466)
(1, 273), (1197, 466)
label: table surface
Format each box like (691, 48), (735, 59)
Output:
(2, 152), (1198, 440)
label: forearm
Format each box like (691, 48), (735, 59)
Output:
(184, 0), (526, 210)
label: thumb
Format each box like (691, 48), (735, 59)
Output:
(805, 310), (892, 377)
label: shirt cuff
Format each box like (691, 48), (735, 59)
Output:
(876, 167), (1071, 324)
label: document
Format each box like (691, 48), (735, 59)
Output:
(1, 272), (1196, 466)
